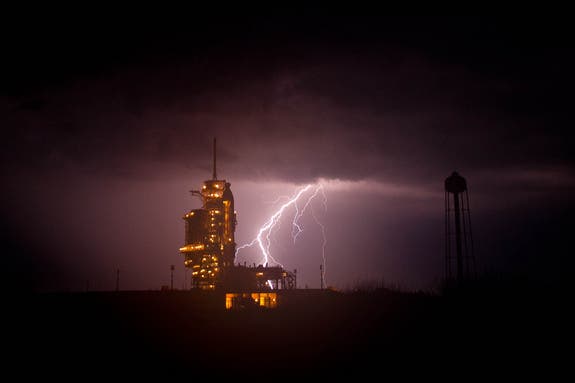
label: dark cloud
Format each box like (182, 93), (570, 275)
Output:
(3, 55), (573, 184)
(1, 15), (573, 291)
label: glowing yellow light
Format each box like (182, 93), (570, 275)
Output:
(256, 272), (263, 277)
(179, 244), (204, 252)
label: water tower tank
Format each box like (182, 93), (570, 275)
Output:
(444, 171), (475, 286)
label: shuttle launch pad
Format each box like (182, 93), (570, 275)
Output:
(179, 139), (296, 304)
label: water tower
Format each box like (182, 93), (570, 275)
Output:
(444, 171), (475, 286)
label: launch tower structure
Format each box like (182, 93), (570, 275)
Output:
(180, 139), (237, 290)
(179, 139), (297, 295)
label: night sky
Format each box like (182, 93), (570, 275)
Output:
(2, 15), (573, 292)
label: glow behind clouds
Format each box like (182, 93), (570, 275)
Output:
(1, 16), (572, 293)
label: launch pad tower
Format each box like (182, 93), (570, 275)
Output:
(179, 139), (237, 289)
(180, 139), (297, 296)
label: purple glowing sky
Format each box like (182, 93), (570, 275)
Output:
(1, 15), (573, 292)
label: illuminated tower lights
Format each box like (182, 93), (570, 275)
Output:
(180, 139), (236, 290)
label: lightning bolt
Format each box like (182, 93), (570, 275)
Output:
(235, 183), (328, 287)
(311, 186), (328, 288)
(292, 184), (324, 242)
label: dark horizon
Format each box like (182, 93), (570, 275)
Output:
(1, 15), (573, 293)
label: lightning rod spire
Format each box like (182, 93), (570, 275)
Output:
(212, 138), (217, 180)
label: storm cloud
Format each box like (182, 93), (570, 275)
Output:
(2, 15), (573, 291)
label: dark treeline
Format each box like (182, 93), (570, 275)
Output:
(5, 278), (566, 379)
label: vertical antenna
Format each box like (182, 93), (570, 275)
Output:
(213, 138), (217, 180)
